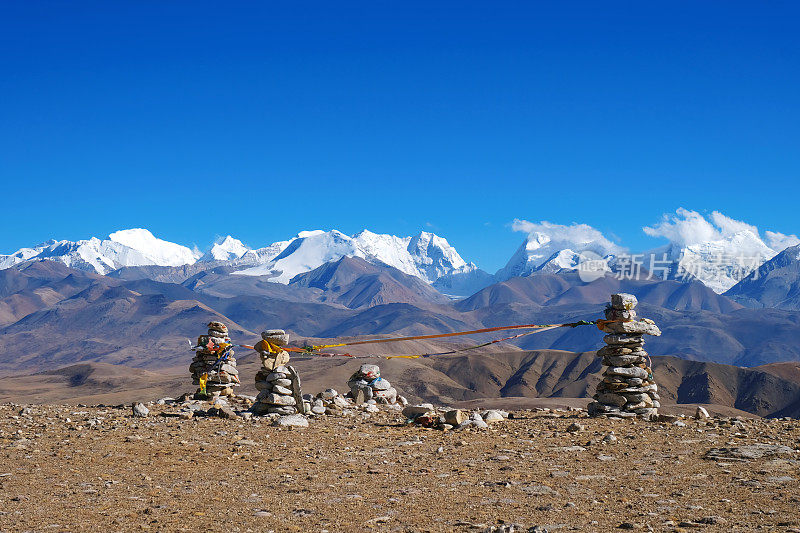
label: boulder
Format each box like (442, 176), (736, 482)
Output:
(403, 404), (435, 419)
(483, 410), (505, 423)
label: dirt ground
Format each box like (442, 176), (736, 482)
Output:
(1, 403), (798, 533)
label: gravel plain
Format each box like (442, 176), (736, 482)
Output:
(1, 402), (798, 532)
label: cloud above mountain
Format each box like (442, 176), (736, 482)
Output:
(765, 231), (800, 251)
(496, 220), (625, 279)
(643, 208), (798, 251)
(510, 219), (625, 255)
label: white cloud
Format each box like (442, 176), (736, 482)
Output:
(511, 219), (624, 255)
(709, 211), (759, 238)
(643, 208), (799, 252)
(643, 208), (721, 246)
(765, 231), (800, 251)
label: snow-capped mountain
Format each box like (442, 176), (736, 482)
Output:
(200, 236), (249, 262)
(233, 229), (476, 284)
(406, 231), (472, 281)
(7, 212), (789, 296)
(640, 209), (800, 294)
(646, 230), (778, 293)
(724, 244), (800, 309)
(0, 229), (199, 275)
(495, 223), (621, 281)
(0, 227), (474, 285)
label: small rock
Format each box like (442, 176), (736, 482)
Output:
(695, 406), (710, 419)
(216, 406), (238, 419)
(483, 410), (505, 423)
(402, 404), (434, 419)
(444, 409), (466, 426)
(273, 414), (309, 428)
(566, 422), (585, 433)
(132, 403), (149, 418)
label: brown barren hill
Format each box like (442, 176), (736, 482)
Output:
(4, 347), (800, 417)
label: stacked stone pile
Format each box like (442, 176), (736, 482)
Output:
(588, 293), (661, 419)
(251, 330), (307, 416)
(402, 404), (509, 430)
(307, 389), (354, 416)
(346, 364), (403, 405)
(189, 321), (240, 396)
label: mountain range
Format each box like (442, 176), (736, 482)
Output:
(4, 223), (800, 417)
(4, 221), (799, 297)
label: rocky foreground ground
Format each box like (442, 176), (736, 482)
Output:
(0, 402), (798, 532)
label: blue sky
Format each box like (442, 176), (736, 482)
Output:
(1, 2), (798, 271)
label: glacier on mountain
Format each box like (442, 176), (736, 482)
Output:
(643, 209), (799, 293)
(496, 220), (623, 280)
(200, 236), (250, 262)
(233, 229), (476, 284)
(0, 227), (473, 285)
(0, 229), (199, 275)
(3, 211), (796, 295)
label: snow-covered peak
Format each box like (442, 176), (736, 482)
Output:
(108, 228), (200, 266)
(643, 209), (800, 293)
(352, 230), (419, 277)
(497, 221), (622, 280)
(296, 230), (327, 239)
(232, 228), (476, 284)
(201, 236), (249, 262)
(650, 230), (777, 293)
(0, 229), (199, 274)
(236, 230), (364, 283)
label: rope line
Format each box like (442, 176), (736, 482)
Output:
(384, 325), (562, 359)
(308, 320), (595, 351)
(230, 319), (601, 361)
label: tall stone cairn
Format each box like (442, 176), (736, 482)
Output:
(251, 329), (307, 416)
(189, 321), (240, 395)
(588, 293), (661, 419)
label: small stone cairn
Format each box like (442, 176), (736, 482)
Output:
(347, 364), (400, 405)
(251, 330), (307, 416)
(402, 404), (509, 430)
(588, 293), (661, 419)
(308, 388), (355, 416)
(189, 321), (240, 396)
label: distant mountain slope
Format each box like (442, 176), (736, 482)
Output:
(0, 262), (102, 326)
(4, 259), (800, 374)
(725, 244), (800, 310)
(456, 272), (741, 313)
(495, 303), (800, 367)
(289, 256), (450, 309)
(4, 351), (800, 418)
(0, 278), (256, 374)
